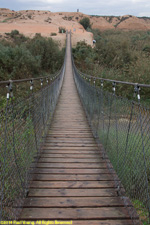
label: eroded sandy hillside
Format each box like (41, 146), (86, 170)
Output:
(0, 9), (93, 47)
(0, 8), (150, 47)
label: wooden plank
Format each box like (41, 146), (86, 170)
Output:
(49, 122), (89, 124)
(28, 189), (117, 197)
(46, 140), (95, 143)
(31, 163), (106, 168)
(52, 121), (88, 123)
(45, 141), (96, 145)
(32, 168), (110, 174)
(45, 140), (96, 144)
(32, 174), (115, 181)
(38, 158), (104, 163)
(51, 121), (89, 124)
(47, 135), (94, 138)
(43, 143), (97, 147)
(48, 131), (93, 134)
(19, 33), (137, 224)
(40, 150), (102, 154)
(19, 207), (131, 220)
(23, 196), (125, 207)
(47, 134), (95, 138)
(50, 128), (92, 131)
(47, 133), (94, 136)
(49, 128), (92, 131)
(39, 154), (103, 158)
(51, 125), (90, 128)
(41, 146), (99, 150)
(52, 118), (88, 121)
(30, 181), (115, 188)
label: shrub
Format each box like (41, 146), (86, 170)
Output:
(0, 44), (40, 80)
(143, 45), (150, 53)
(26, 35), (64, 73)
(0, 32), (64, 81)
(73, 41), (96, 71)
(73, 30), (150, 102)
(10, 29), (20, 37)
(59, 27), (66, 33)
(87, 28), (101, 41)
(79, 17), (91, 30)
(51, 33), (57, 36)
(68, 16), (73, 21)
(5, 30), (28, 45)
(28, 14), (32, 19)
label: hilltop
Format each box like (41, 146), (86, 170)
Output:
(0, 8), (150, 47)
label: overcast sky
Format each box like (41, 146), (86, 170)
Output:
(0, 0), (150, 17)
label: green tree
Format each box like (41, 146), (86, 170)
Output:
(0, 31), (64, 81)
(26, 34), (64, 73)
(79, 17), (91, 30)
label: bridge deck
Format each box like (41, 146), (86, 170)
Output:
(19, 34), (135, 224)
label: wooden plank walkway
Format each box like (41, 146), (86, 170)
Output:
(19, 33), (136, 224)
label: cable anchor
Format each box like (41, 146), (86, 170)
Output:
(6, 80), (13, 99)
(134, 84), (140, 101)
(30, 79), (34, 91)
(40, 78), (43, 86)
(112, 82), (116, 94)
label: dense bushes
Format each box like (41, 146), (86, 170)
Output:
(26, 33), (64, 73)
(59, 27), (66, 33)
(87, 28), (102, 41)
(0, 31), (64, 81)
(79, 17), (91, 30)
(95, 39), (138, 69)
(73, 30), (150, 103)
(0, 44), (39, 80)
(5, 30), (28, 45)
(73, 41), (97, 71)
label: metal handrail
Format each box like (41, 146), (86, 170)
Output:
(75, 67), (150, 88)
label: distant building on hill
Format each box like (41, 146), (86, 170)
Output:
(77, 9), (79, 12)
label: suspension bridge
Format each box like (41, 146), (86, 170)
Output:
(1, 32), (150, 224)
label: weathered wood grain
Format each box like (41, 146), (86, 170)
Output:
(19, 33), (136, 224)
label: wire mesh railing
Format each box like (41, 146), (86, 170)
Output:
(0, 53), (66, 220)
(73, 62), (150, 225)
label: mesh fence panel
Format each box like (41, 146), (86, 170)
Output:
(73, 64), (150, 225)
(0, 63), (65, 220)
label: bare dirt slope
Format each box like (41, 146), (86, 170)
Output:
(90, 15), (150, 31)
(0, 8), (150, 47)
(0, 9), (93, 47)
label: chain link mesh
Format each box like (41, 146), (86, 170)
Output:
(73, 63), (150, 224)
(0, 63), (65, 220)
